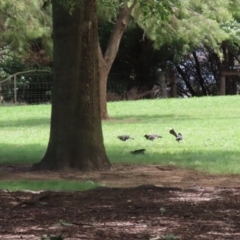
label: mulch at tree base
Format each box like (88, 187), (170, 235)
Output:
(0, 185), (240, 240)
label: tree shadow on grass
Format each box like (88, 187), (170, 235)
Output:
(0, 143), (46, 164)
(1, 142), (239, 174)
(106, 145), (240, 174)
(0, 118), (50, 128)
(106, 114), (240, 122)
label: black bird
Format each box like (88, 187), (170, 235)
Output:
(117, 135), (134, 141)
(169, 128), (183, 142)
(131, 149), (146, 154)
(144, 134), (162, 141)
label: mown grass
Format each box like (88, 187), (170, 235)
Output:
(1, 96), (240, 175)
(0, 180), (99, 191)
(104, 96), (240, 174)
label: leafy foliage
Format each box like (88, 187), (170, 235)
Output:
(133, 0), (240, 57)
(221, 20), (240, 45)
(137, 0), (177, 22)
(97, 0), (119, 22)
(0, 0), (52, 55)
(1, 0), (240, 98)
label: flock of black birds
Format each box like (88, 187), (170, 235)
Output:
(117, 128), (183, 155)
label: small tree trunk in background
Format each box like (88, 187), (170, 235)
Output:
(169, 70), (177, 97)
(134, 35), (154, 88)
(226, 50), (237, 95)
(157, 71), (168, 98)
(0, 84), (3, 103)
(33, 0), (111, 171)
(231, 78), (237, 94)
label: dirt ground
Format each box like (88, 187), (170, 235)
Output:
(0, 164), (240, 239)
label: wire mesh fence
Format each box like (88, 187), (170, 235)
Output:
(0, 81), (52, 104)
(0, 72), (176, 105)
(0, 73), (53, 105)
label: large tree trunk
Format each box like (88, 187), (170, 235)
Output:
(33, 0), (111, 171)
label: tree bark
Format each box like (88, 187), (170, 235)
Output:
(98, 42), (110, 119)
(33, 0), (111, 171)
(98, 0), (137, 119)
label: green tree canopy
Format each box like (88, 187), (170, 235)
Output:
(133, 0), (240, 57)
(0, 0), (52, 55)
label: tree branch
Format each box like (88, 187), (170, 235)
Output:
(98, 40), (107, 70)
(129, 0), (137, 11)
(103, 0), (137, 70)
(176, 66), (196, 96)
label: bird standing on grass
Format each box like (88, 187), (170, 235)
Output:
(117, 135), (134, 141)
(169, 128), (183, 142)
(144, 134), (162, 141)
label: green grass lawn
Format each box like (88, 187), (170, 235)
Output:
(1, 96), (240, 175)
(0, 180), (99, 191)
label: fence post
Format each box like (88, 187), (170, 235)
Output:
(0, 83), (3, 103)
(13, 75), (17, 103)
(169, 70), (177, 98)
